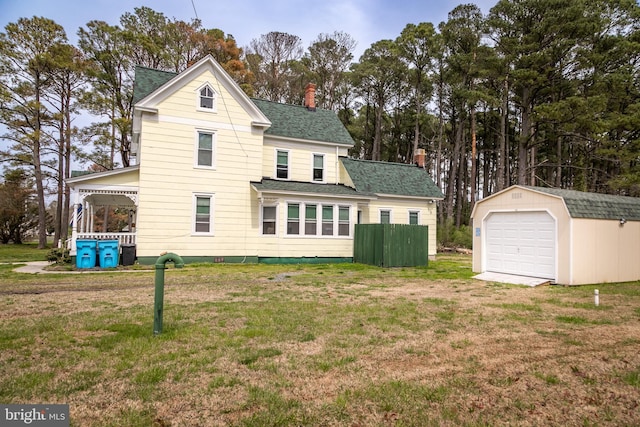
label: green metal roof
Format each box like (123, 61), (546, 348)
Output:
(251, 98), (354, 146)
(132, 66), (177, 104)
(252, 179), (368, 198)
(527, 186), (640, 220)
(340, 157), (444, 199)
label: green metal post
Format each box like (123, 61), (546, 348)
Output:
(153, 252), (184, 335)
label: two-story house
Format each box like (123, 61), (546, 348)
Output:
(66, 55), (443, 265)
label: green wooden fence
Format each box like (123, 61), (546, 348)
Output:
(353, 224), (429, 267)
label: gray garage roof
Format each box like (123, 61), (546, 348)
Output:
(527, 186), (640, 221)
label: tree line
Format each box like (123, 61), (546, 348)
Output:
(1, 0), (639, 247)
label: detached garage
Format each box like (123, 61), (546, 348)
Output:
(471, 185), (640, 285)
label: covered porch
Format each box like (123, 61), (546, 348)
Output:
(68, 188), (138, 256)
(66, 167), (140, 256)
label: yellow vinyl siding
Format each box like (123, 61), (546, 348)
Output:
(251, 199), (354, 258)
(135, 68), (265, 258)
(365, 198), (438, 258)
(72, 169), (139, 187)
(262, 139), (347, 183)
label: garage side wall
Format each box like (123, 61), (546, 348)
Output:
(571, 218), (640, 285)
(472, 187), (571, 283)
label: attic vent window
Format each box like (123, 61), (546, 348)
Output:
(512, 192), (522, 199)
(199, 85), (215, 110)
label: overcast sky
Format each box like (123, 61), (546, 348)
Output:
(0, 0), (498, 59)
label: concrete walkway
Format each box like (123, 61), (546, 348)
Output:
(7, 261), (149, 274)
(12, 261), (54, 274)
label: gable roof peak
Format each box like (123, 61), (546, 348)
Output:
(133, 55), (271, 127)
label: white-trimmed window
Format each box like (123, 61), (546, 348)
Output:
(282, 202), (352, 237)
(322, 205), (334, 235)
(338, 206), (350, 236)
(312, 154), (324, 182)
(276, 149), (289, 179)
(262, 206), (277, 235)
(196, 131), (215, 168)
(194, 194), (214, 234)
(305, 204), (317, 235)
(409, 210), (420, 225)
(198, 84), (216, 111)
(380, 209), (391, 224)
(287, 203), (300, 235)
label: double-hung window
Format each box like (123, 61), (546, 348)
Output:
(380, 209), (391, 224)
(313, 154), (324, 182)
(305, 204), (317, 235)
(409, 210), (419, 225)
(276, 150), (289, 179)
(287, 203), (300, 235)
(338, 206), (350, 236)
(322, 205), (334, 235)
(196, 131), (214, 168)
(281, 203), (351, 237)
(194, 194), (214, 234)
(262, 206), (276, 235)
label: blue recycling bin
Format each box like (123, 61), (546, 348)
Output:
(98, 240), (119, 268)
(76, 240), (97, 269)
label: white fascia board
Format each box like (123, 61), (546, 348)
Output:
(135, 55), (271, 129)
(265, 134), (352, 148)
(65, 165), (140, 186)
(375, 193), (443, 201)
(250, 187), (375, 201)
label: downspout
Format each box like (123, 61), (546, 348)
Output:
(335, 146), (339, 184)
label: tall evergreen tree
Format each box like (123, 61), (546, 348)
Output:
(0, 16), (67, 248)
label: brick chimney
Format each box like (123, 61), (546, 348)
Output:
(414, 148), (426, 169)
(304, 83), (317, 111)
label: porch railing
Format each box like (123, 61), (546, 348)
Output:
(68, 232), (137, 251)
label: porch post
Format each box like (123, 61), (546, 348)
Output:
(81, 200), (87, 233)
(89, 203), (94, 232)
(70, 191), (79, 253)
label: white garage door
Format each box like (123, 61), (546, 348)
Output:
(485, 211), (556, 279)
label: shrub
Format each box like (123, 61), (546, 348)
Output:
(47, 248), (71, 264)
(437, 219), (472, 249)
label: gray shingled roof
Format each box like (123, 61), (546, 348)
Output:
(251, 98), (354, 146)
(341, 157), (444, 199)
(132, 66), (177, 104)
(132, 67), (353, 146)
(527, 186), (640, 220)
(251, 179), (369, 198)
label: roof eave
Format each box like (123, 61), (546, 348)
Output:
(374, 193), (444, 201)
(135, 55), (271, 128)
(66, 165), (140, 186)
(251, 184), (375, 201)
(265, 134), (353, 147)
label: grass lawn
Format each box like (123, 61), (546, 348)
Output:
(0, 253), (639, 426)
(0, 242), (53, 262)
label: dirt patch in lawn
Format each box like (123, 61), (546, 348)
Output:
(0, 261), (638, 426)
